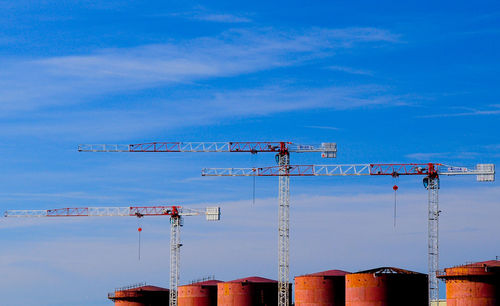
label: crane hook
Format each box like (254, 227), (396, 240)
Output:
(392, 182), (399, 228)
(137, 219), (143, 260)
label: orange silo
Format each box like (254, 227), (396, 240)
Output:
(218, 276), (290, 306)
(108, 284), (169, 306)
(178, 279), (221, 306)
(295, 269), (349, 305)
(437, 259), (500, 305)
(345, 267), (428, 306)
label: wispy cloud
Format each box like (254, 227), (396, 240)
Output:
(419, 105), (500, 118)
(166, 6), (252, 23)
(327, 65), (373, 75)
(0, 191), (118, 201)
(0, 84), (409, 140)
(405, 152), (449, 160)
(0, 27), (398, 114)
(405, 151), (483, 161)
(484, 144), (500, 151)
(191, 13), (251, 23)
(305, 125), (340, 130)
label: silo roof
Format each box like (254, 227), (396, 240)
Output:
(184, 280), (222, 286)
(438, 259), (500, 278)
(460, 260), (500, 268)
(297, 269), (350, 277)
(123, 285), (169, 292)
(355, 267), (424, 275)
(227, 276), (277, 283)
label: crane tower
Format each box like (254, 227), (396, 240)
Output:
(4, 205), (221, 306)
(202, 162), (495, 305)
(78, 141), (337, 306)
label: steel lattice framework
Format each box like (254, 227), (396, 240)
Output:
(78, 142), (336, 154)
(170, 216), (181, 306)
(277, 153), (290, 305)
(202, 162), (495, 305)
(79, 141), (337, 306)
(426, 176), (440, 302)
(4, 205), (221, 306)
(201, 163), (494, 177)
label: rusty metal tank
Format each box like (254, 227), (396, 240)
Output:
(218, 276), (290, 306)
(345, 267), (428, 305)
(178, 279), (221, 306)
(295, 269), (349, 305)
(437, 259), (500, 305)
(108, 284), (169, 306)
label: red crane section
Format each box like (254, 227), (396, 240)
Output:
(128, 142), (288, 153)
(369, 163), (441, 176)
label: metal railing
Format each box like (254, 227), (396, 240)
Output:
(190, 275), (215, 284)
(108, 282), (147, 299)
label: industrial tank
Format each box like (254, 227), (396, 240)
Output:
(345, 267), (428, 306)
(295, 269), (349, 305)
(108, 284), (169, 306)
(218, 276), (290, 306)
(438, 259), (500, 305)
(178, 279), (221, 306)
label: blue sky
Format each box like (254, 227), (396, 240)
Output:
(0, 1), (499, 305)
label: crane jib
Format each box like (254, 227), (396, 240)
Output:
(78, 142), (337, 155)
(201, 163), (494, 179)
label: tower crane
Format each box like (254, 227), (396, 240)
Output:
(4, 205), (221, 306)
(202, 162), (495, 305)
(78, 141), (337, 306)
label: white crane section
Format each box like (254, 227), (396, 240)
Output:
(78, 140), (337, 306)
(202, 163), (495, 178)
(202, 162), (494, 305)
(4, 205), (221, 306)
(78, 142), (337, 155)
(4, 206), (219, 218)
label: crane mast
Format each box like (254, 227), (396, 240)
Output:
(427, 175), (439, 302)
(4, 205), (221, 306)
(277, 148), (290, 305)
(79, 141), (337, 306)
(170, 214), (181, 306)
(202, 162), (495, 305)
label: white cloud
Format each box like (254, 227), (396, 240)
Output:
(1, 186), (499, 305)
(166, 6), (252, 23)
(0, 27), (399, 114)
(0, 84), (409, 140)
(419, 105), (500, 118)
(305, 125), (340, 130)
(405, 152), (449, 160)
(327, 65), (373, 75)
(483, 144), (500, 151)
(192, 13), (251, 23)
(0, 191), (118, 201)
(405, 151), (488, 161)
